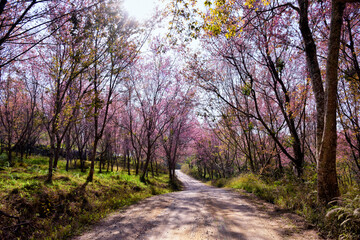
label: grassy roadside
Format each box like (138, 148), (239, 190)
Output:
(0, 155), (175, 240)
(181, 164), (360, 239)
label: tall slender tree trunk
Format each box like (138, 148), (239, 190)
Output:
(317, 0), (344, 204)
(297, 0), (325, 161)
(80, 153), (85, 172)
(65, 134), (71, 172)
(168, 162), (173, 182)
(123, 153), (127, 169)
(7, 141), (12, 166)
(172, 163), (175, 180)
(20, 148), (24, 162)
(150, 157), (154, 177)
(297, 0), (346, 204)
(140, 149), (151, 182)
(293, 142), (304, 177)
(127, 149), (130, 175)
(135, 156), (140, 175)
(87, 138), (98, 183)
(46, 133), (56, 183)
(99, 156), (102, 173)
(53, 145), (60, 170)
(155, 160), (158, 176)
(53, 138), (61, 170)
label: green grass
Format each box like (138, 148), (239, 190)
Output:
(224, 174), (279, 203)
(0, 154), (174, 240)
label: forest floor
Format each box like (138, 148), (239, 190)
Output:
(0, 155), (173, 239)
(74, 170), (322, 240)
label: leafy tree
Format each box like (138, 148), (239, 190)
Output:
(170, 0), (359, 204)
(85, 1), (139, 183)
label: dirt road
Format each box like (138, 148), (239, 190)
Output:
(74, 170), (320, 240)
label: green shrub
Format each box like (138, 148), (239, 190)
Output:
(326, 195), (360, 239)
(26, 156), (48, 165)
(0, 154), (9, 167)
(212, 178), (227, 188)
(180, 164), (190, 174)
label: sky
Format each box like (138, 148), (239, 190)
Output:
(123, 0), (158, 22)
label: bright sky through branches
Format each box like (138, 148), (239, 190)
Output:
(123, 0), (157, 21)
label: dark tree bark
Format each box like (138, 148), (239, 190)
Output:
(297, 0), (325, 161)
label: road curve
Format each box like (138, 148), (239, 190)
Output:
(74, 170), (320, 240)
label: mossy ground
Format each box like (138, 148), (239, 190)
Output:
(0, 155), (174, 240)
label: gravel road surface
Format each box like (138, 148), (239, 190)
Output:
(74, 170), (321, 240)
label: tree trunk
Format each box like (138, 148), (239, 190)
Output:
(107, 157), (110, 172)
(99, 156), (102, 173)
(140, 149), (151, 182)
(168, 163), (173, 182)
(87, 138), (99, 183)
(277, 152), (283, 173)
(46, 133), (57, 183)
(135, 157), (140, 175)
(297, 0), (325, 161)
(317, 0), (344, 204)
(155, 159), (159, 176)
(20, 148), (24, 162)
(123, 154), (126, 169)
(127, 150), (130, 175)
(7, 142), (12, 166)
(293, 141), (304, 177)
(80, 155), (85, 173)
(53, 138), (61, 170)
(65, 134), (71, 172)
(150, 157), (154, 177)
(53, 145), (60, 170)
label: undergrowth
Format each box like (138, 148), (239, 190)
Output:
(326, 193), (360, 239)
(0, 155), (174, 240)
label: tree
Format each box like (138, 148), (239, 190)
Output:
(170, 0), (359, 204)
(72, 108), (93, 172)
(188, 23), (309, 177)
(119, 83), (145, 175)
(296, 0), (349, 204)
(0, 0), (104, 68)
(0, 63), (40, 165)
(129, 39), (188, 182)
(337, 5), (360, 184)
(85, 1), (138, 183)
(161, 87), (196, 181)
(38, 3), (93, 183)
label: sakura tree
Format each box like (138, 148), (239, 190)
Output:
(170, 0), (360, 204)
(0, 62), (40, 165)
(84, 1), (139, 183)
(128, 38), (196, 182)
